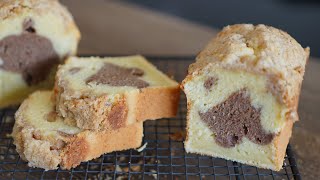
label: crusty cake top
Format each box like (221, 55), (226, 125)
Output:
(0, 0), (78, 30)
(190, 24), (309, 79)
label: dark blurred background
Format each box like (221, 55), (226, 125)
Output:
(125, 0), (320, 57)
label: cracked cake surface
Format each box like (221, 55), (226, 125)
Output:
(0, 0), (80, 108)
(181, 24), (309, 171)
(55, 55), (180, 131)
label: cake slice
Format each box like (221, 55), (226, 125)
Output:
(0, 0), (80, 108)
(54, 56), (180, 131)
(181, 24), (309, 171)
(12, 91), (143, 170)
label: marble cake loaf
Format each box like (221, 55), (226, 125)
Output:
(55, 56), (180, 131)
(0, 0), (80, 108)
(12, 91), (143, 170)
(181, 24), (309, 171)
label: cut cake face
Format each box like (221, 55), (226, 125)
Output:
(183, 66), (293, 170)
(55, 56), (180, 130)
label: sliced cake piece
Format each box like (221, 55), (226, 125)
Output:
(0, 0), (80, 108)
(181, 24), (309, 171)
(54, 55), (180, 131)
(12, 91), (143, 170)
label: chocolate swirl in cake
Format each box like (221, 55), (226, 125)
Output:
(0, 18), (59, 85)
(86, 62), (149, 88)
(199, 89), (274, 148)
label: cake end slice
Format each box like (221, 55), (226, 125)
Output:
(182, 24), (309, 171)
(12, 91), (143, 170)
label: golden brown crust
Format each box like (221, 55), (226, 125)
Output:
(60, 136), (88, 169)
(60, 122), (143, 169)
(11, 125), (26, 160)
(106, 99), (128, 129)
(78, 122), (143, 164)
(184, 101), (192, 144)
(273, 120), (293, 171)
(136, 86), (180, 121)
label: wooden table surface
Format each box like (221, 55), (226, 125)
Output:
(61, 0), (320, 179)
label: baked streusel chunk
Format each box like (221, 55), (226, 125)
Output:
(55, 56), (180, 131)
(12, 91), (143, 170)
(181, 24), (309, 171)
(0, 0), (80, 108)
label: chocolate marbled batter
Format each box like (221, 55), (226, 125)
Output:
(68, 67), (81, 74)
(0, 19), (59, 85)
(86, 63), (149, 88)
(199, 89), (274, 148)
(204, 76), (218, 90)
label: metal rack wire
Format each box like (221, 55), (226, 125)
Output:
(0, 57), (301, 179)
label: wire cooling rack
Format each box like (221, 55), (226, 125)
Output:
(0, 56), (301, 179)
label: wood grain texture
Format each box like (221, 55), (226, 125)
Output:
(60, 1), (320, 178)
